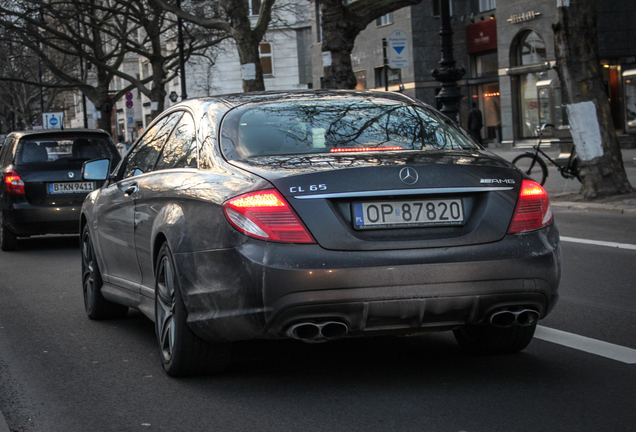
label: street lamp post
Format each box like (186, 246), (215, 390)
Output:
(431, 0), (465, 124)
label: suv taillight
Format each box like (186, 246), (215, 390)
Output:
(223, 189), (315, 243)
(508, 180), (553, 234)
(4, 170), (25, 195)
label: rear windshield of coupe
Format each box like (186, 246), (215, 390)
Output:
(221, 98), (478, 159)
(15, 135), (119, 166)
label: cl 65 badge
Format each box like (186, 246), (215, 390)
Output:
(290, 184), (327, 193)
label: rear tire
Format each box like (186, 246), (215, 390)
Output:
(81, 225), (129, 320)
(453, 323), (536, 355)
(155, 243), (231, 377)
(0, 213), (17, 252)
(512, 154), (548, 185)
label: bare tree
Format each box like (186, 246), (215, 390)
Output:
(0, 41), (64, 130)
(553, 0), (633, 198)
(0, 0), (137, 131)
(157, 0), (276, 92)
(318, 0), (422, 89)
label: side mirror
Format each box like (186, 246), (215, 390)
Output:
(82, 158), (110, 181)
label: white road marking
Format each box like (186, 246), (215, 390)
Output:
(560, 236), (636, 251)
(535, 326), (636, 364)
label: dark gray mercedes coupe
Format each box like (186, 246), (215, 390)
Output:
(80, 91), (561, 376)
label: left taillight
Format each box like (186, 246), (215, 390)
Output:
(508, 180), (553, 234)
(222, 189), (315, 243)
(3, 170), (25, 195)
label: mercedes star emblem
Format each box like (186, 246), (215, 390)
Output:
(399, 167), (418, 185)
(68, 172), (75, 179)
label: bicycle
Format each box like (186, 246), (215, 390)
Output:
(512, 123), (581, 186)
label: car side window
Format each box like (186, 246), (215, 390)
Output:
(0, 138), (15, 166)
(120, 111), (183, 179)
(155, 112), (197, 170)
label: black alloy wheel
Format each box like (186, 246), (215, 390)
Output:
(154, 243), (231, 377)
(453, 322), (537, 355)
(0, 212), (17, 252)
(81, 225), (128, 320)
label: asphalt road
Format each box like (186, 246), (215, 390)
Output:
(0, 207), (635, 432)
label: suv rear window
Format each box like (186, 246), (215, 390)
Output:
(220, 98), (478, 160)
(15, 135), (120, 166)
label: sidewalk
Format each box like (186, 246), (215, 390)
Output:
(0, 413), (8, 432)
(487, 145), (636, 214)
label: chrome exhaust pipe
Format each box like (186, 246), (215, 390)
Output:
(287, 323), (320, 340)
(286, 321), (349, 340)
(320, 322), (348, 339)
(489, 309), (539, 328)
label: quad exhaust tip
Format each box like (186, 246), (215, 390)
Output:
(489, 309), (540, 328)
(287, 321), (349, 341)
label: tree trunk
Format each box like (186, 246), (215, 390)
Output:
(553, 0), (633, 198)
(320, 0), (360, 89)
(94, 69), (113, 134)
(226, 0), (265, 92)
(150, 60), (167, 120)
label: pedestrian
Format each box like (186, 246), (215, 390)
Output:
(468, 102), (483, 145)
(116, 135), (127, 157)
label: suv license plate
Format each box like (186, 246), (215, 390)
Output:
(48, 182), (95, 194)
(353, 199), (464, 230)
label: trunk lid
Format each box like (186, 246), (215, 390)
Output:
(230, 150), (522, 251)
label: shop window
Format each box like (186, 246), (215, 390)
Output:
(260, 42), (273, 76)
(625, 70), (636, 130)
(376, 13), (393, 26)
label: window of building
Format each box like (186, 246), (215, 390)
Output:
(374, 66), (401, 89)
(625, 70), (636, 130)
(472, 52), (498, 78)
(479, 0), (496, 12)
(516, 30), (547, 66)
(259, 42), (273, 76)
(316, 1), (322, 43)
(376, 12), (393, 26)
(433, 0), (452, 17)
(249, 0), (261, 16)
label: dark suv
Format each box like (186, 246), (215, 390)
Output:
(0, 129), (121, 251)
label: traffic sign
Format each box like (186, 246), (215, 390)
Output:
(126, 100), (133, 109)
(125, 92), (133, 100)
(387, 29), (411, 69)
(43, 112), (64, 129)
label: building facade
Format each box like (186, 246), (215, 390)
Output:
(310, 0), (636, 146)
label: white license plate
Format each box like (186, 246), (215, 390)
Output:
(48, 182), (95, 194)
(353, 198), (464, 229)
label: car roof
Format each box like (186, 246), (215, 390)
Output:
(6, 129), (112, 140)
(167, 89), (423, 119)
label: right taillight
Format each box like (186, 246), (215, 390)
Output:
(508, 179), (553, 234)
(3, 170), (25, 195)
(222, 189), (315, 243)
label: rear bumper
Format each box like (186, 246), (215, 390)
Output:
(2, 202), (82, 235)
(173, 224), (561, 343)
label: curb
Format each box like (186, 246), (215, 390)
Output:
(0, 412), (9, 432)
(551, 201), (636, 215)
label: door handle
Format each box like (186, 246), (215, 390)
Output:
(124, 184), (138, 196)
